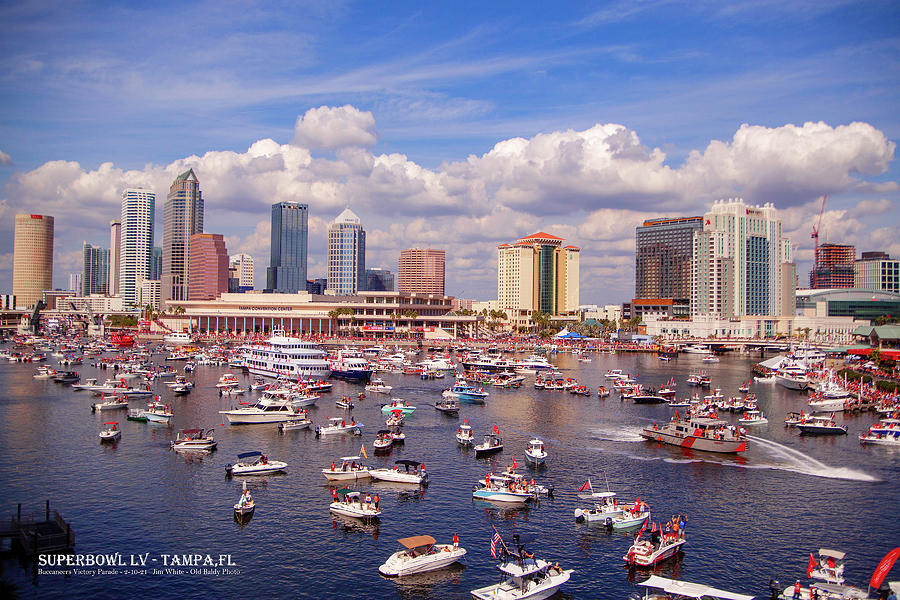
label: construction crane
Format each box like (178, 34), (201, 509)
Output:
(810, 195), (827, 287)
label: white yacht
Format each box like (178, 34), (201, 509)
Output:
(219, 394), (311, 424)
(775, 362), (809, 391)
(163, 332), (194, 346)
(241, 330), (331, 380)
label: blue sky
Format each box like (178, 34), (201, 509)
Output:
(1, 0), (898, 304)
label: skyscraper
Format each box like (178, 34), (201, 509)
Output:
(162, 169), (203, 304)
(398, 248), (445, 295)
(120, 188), (156, 307)
(230, 253), (254, 292)
(635, 217), (703, 303)
(68, 273), (82, 294)
(856, 252), (900, 293)
(13, 213), (54, 308)
(810, 243), (856, 288)
(327, 208), (366, 295)
(150, 246), (162, 281)
(267, 202), (308, 293)
(108, 219), (121, 296)
(691, 199), (795, 318)
(188, 233), (228, 300)
(365, 268), (394, 292)
(81, 242), (109, 296)
(497, 232), (580, 315)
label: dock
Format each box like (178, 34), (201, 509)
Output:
(1, 501), (75, 555)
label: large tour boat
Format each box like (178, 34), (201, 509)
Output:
(241, 330), (331, 380)
(640, 414), (748, 453)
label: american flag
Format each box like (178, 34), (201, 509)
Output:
(490, 531), (501, 558)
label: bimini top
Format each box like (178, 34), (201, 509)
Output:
(398, 535), (436, 549)
(395, 459), (421, 467)
(818, 549), (846, 560)
(638, 575), (754, 600)
(237, 451), (262, 459)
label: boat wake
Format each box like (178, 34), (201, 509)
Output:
(589, 425), (645, 443)
(746, 436), (880, 482)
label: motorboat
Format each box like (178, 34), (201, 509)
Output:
(171, 428), (217, 452)
(859, 427), (900, 446)
(808, 549), (847, 584)
(641, 414), (747, 453)
(624, 528), (686, 567)
(225, 451), (288, 476)
(163, 332), (193, 345)
(457, 423), (474, 446)
(99, 422), (121, 442)
(335, 396), (355, 409)
(53, 370), (80, 383)
(524, 439), (547, 465)
(474, 432), (504, 457)
(738, 381), (751, 393)
(574, 490), (625, 524)
(637, 575), (753, 600)
(219, 394), (312, 424)
(443, 382), (489, 403)
(322, 456), (371, 481)
(373, 430), (394, 451)
(701, 353), (720, 363)
(233, 481), (255, 521)
(315, 417), (363, 437)
(329, 489), (381, 520)
(33, 366), (57, 379)
(470, 534), (573, 600)
(92, 394), (130, 412)
(610, 506), (650, 530)
(143, 401), (173, 423)
(385, 410), (405, 427)
(216, 372), (240, 388)
(472, 474), (535, 504)
(434, 398), (459, 414)
(329, 349), (373, 382)
(277, 414), (312, 431)
(775, 362), (809, 391)
(220, 386), (246, 396)
(370, 460), (428, 485)
(365, 378), (393, 394)
(380, 400), (416, 416)
(389, 426), (405, 444)
(605, 369), (625, 379)
(796, 415), (848, 436)
(739, 410), (768, 425)
(808, 395), (847, 413)
(378, 534), (466, 577)
(126, 408), (148, 422)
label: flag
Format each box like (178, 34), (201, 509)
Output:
(870, 547), (900, 589)
(577, 479), (592, 492)
(493, 424), (500, 435)
(464, 417), (468, 424)
(807, 553), (816, 577)
(361, 445), (368, 459)
(490, 531), (501, 558)
(512, 457), (517, 469)
(638, 518), (648, 535)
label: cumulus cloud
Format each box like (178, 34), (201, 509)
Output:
(292, 105), (377, 150)
(0, 149), (11, 165)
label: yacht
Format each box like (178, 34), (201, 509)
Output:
(163, 332), (194, 346)
(775, 362), (809, 391)
(219, 394), (311, 424)
(329, 348), (373, 382)
(241, 330), (331, 380)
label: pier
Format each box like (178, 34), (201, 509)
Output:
(1, 501), (75, 555)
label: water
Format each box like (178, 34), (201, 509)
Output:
(1, 349), (898, 599)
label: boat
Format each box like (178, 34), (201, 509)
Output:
(335, 396), (355, 409)
(796, 414), (848, 435)
(241, 330), (331, 380)
(738, 381), (751, 393)
(807, 395), (848, 413)
(473, 473), (536, 503)
(53, 370), (80, 383)
(738, 410), (769, 425)
(624, 526), (686, 567)
(378, 534), (467, 577)
(574, 490), (625, 524)
(277, 413), (312, 431)
(457, 423), (474, 446)
(385, 410), (405, 427)
(164, 332), (193, 345)
(219, 394), (312, 424)
(524, 439), (547, 465)
(98, 422), (121, 442)
(682, 344), (710, 354)
(92, 394), (130, 412)
(315, 417), (363, 437)
(329, 489), (381, 520)
(126, 408), (148, 422)
(606, 369), (625, 379)
(373, 430), (394, 451)
(610, 506), (651, 530)
(322, 456), (371, 481)
(330, 349), (373, 383)
(370, 460), (428, 485)
(474, 431), (503, 457)
(365, 378), (393, 394)
(434, 398), (459, 414)
(142, 401), (173, 423)
(33, 366), (57, 379)
(225, 451), (287, 476)
(640, 414), (748, 453)
(637, 575), (753, 600)
(632, 390), (668, 404)
(233, 481), (255, 521)
(470, 533), (573, 600)
(808, 549), (847, 584)
(216, 372), (240, 388)
(443, 381), (489, 402)
(701, 353), (720, 364)
(859, 427), (900, 446)
(380, 400), (416, 416)
(775, 362), (809, 391)
(171, 428), (217, 451)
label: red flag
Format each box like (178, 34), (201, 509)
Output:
(577, 479), (592, 492)
(870, 547), (900, 589)
(493, 424), (499, 435)
(464, 417), (468, 424)
(807, 553), (816, 577)
(512, 457), (517, 469)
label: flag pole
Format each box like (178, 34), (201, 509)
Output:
(491, 524), (512, 557)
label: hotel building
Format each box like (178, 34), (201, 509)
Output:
(12, 213), (54, 308)
(187, 233), (228, 300)
(162, 169), (203, 304)
(81, 242), (109, 296)
(230, 253), (255, 292)
(267, 201), (308, 293)
(497, 232), (580, 316)
(810, 243), (855, 289)
(327, 208), (366, 295)
(855, 252), (900, 293)
(634, 216), (702, 317)
(398, 248), (445, 295)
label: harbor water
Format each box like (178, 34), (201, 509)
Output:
(0, 349), (898, 599)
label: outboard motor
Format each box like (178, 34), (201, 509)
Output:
(768, 579), (781, 600)
(605, 517), (614, 529)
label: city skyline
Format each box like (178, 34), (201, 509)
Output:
(0, 2), (898, 304)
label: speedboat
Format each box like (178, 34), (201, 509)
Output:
(143, 401), (173, 423)
(277, 411), (312, 431)
(470, 534), (573, 600)
(373, 430), (394, 451)
(524, 439), (547, 465)
(53, 370), (80, 383)
(329, 489), (381, 520)
(610, 506), (650, 530)
(739, 410), (768, 425)
(92, 394), (129, 412)
(171, 428), (217, 451)
(215, 372), (240, 388)
(380, 400), (416, 416)
(99, 422), (121, 442)
(33, 366), (57, 379)
(322, 456), (371, 481)
(624, 528), (686, 567)
(233, 481), (255, 522)
(225, 451), (287, 476)
(378, 534), (466, 577)
(434, 398), (460, 415)
(365, 378), (393, 394)
(457, 423), (474, 446)
(315, 417), (363, 437)
(859, 428), (900, 446)
(219, 393), (311, 424)
(637, 575), (753, 600)
(443, 382), (489, 403)
(796, 415), (848, 435)
(474, 432), (503, 457)
(335, 396), (355, 409)
(472, 474), (535, 503)
(370, 460), (428, 485)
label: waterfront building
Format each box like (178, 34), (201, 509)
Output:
(691, 199), (795, 325)
(13, 213), (54, 308)
(139, 279), (161, 310)
(188, 233), (228, 301)
(365, 268), (394, 292)
(497, 232), (580, 316)
(108, 220), (121, 295)
(81, 242), (109, 296)
(796, 288), (900, 324)
(162, 169), (203, 305)
(855, 252), (899, 293)
(150, 246), (162, 281)
(635, 216), (702, 310)
(643, 313), (863, 343)
(229, 253), (254, 292)
(42, 290), (73, 311)
(267, 202), (308, 293)
(327, 208), (366, 295)
(398, 249), (444, 294)
(63, 294), (126, 313)
(68, 273), (82, 294)
(810, 243), (855, 288)
(119, 188), (156, 307)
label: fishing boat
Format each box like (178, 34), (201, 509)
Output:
(470, 534), (573, 600)
(365, 378), (393, 394)
(315, 417), (363, 437)
(329, 489), (381, 520)
(738, 410), (769, 426)
(457, 423), (474, 446)
(624, 527), (686, 567)
(796, 415), (848, 435)
(434, 398), (459, 414)
(373, 430), (394, 451)
(233, 481), (255, 521)
(574, 491), (624, 524)
(225, 451), (288, 476)
(98, 422), (121, 442)
(380, 400), (416, 416)
(610, 506), (651, 530)
(808, 549), (847, 584)
(524, 439), (547, 465)
(322, 456), (371, 481)
(92, 394), (129, 412)
(378, 534), (467, 577)
(641, 413), (747, 453)
(474, 432), (503, 457)
(637, 575), (753, 600)
(370, 460), (428, 485)
(171, 428), (217, 451)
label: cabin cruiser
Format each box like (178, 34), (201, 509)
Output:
(92, 394), (130, 412)
(322, 456), (371, 481)
(524, 439), (547, 465)
(219, 394), (312, 424)
(225, 451), (287, 476)
(163, 332), (193, 345)
(513, 355), (555, 371)
(330, 349), (373, 382)
(457, 423), (474, 446)
(241, 330), (331, 380)
(329, 489), (381, 520)
(775, 362), (809, 391)
(365, 378), (393, 394)
(470, 534), (573, 600)
(808, 394), (848, 413)
(315, 417), (363, 437)
(370, 460), (428, 485)
(474, 432), (504, 457)
(171, 428), (216, 451)
(99, 422), (121, 442)
(624, 526), (686, 567)
(638, 575), (753, 600)
(378, 534), (466, 577)
(641, 414), (748, 453)
(796, 415), (848, 435)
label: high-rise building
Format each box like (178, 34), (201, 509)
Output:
(81, 242), (109, 296)
(497, 232), (580, 315)
(108, 220), (121, 296)
(398, 249), (445, 294)
(162, 169), (203, 304)
(188, 233), (228, 300)
(150, 246), (162, 281)
(810, 243), (856, 289)
(139, 279), (161, 310)
(229, 253), (254, 293)
(855, 252), (900, 293)
(13, 214), (54, 308)
(119, 188), (156, 306)
(267, 202), (308, 293)
(327, 208), (366, 295)
(365, 268), (395, 292)
(691, 199), (795, 319)
(306, 278), (327, 294)
(635, 217), (703, 304)
(68, 273), (82, 294)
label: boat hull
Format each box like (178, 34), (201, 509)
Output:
(330, 369), (372, 383)
(378, 546), (466, 577)
(220, 410), (303, 424)
(640, 427), (746, 454)
(470, 570), (571, 600)
(808, 398), (846, 412)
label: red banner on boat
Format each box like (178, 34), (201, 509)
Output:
(493, 424), (499, 435)
(807, 553), (816, 577)
(870, 547), (900, 589)
(577, 480), (591, 492)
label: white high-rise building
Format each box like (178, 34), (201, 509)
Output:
(109, 219), (121, 295)
(691, 199), (795, 320)
(327, 208), (366, 295)
(230, 253), (254, 288)
(120, 188), (156, 307)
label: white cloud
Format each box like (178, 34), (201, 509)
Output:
(0, 149), (11, 165)
(292, 105), (377, 150)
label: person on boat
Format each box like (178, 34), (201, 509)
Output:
(793, 581), (802, 600)
(331, 488), (338, 501)
(453, 533), (459, 549)
(261, 454), (268, 465)
(365, 494), (372, 510)
(373, 494), (380, 510)
(330, 461), (335, 471)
